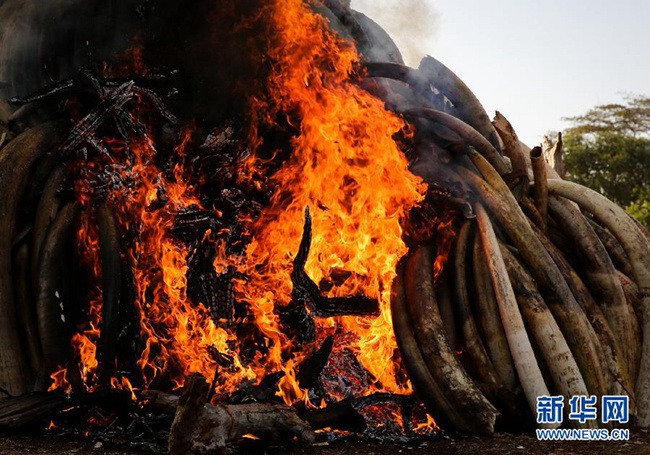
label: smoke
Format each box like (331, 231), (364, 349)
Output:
(350, 0), (438, 67)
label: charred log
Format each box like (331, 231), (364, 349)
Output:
(290, 207), (380, 335)
(297, 335), (334, 391)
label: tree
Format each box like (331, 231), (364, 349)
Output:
(563, 95), (650, 228)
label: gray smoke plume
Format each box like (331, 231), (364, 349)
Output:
(350, 0), (438, 67)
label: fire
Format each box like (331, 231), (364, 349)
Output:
(71, 207), (103, 387)
(50, 0), (430, 420)
(46, 166), (105, 393)
(414, 413), (440, 433)
(238, 0), (425, 401)
(433, 218), (456, 280)
(48, 368), (72, 394)
(107, 133), (256, 392)
(111, 377), (137, 401)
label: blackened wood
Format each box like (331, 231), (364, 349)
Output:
(297, 335), (334, 390)
(300, 397), (366, 432)
(291, 207), (379, 321)
(227, 371), (284, 405)
(0, 393), (67, 429)
(187, 240), (235, 323)
(58, 81), (134, 156)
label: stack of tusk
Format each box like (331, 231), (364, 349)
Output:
(361, 43), (649, 433)
(0, 119), (125, 394)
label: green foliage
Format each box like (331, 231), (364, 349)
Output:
(565, 95), (650, 137)
(563, 95), (650, 228)
(627, 199), (650, 230)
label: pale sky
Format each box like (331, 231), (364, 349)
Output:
(352, 0), (650, 146)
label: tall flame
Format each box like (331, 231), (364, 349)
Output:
(52, 0), (428, 411)
(237, 0), (426, 401)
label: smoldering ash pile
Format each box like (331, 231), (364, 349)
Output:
(0, 0), (647, 452)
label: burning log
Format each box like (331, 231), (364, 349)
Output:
(226, 371), (285, 405)
(291, 207), (380, 325)
(57, 81), (135, 156)
(300, 396), (366, 433)
(304, 392), (415, 433)
(0, 0), (647, 442)
(296, 335), (334, 391)
(187, 239), (236, 323)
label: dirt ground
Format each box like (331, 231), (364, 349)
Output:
(1, 430), (649, 455)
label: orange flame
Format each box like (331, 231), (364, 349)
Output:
(46, 173), (104, 392)
(72, 208), (103, 388)
(106, 132), (255, 393)
(414, 413), (440, 433)
(50, 2), (439, 434)
(236, 0), (425, 402)
(48, 367), (72, 394)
